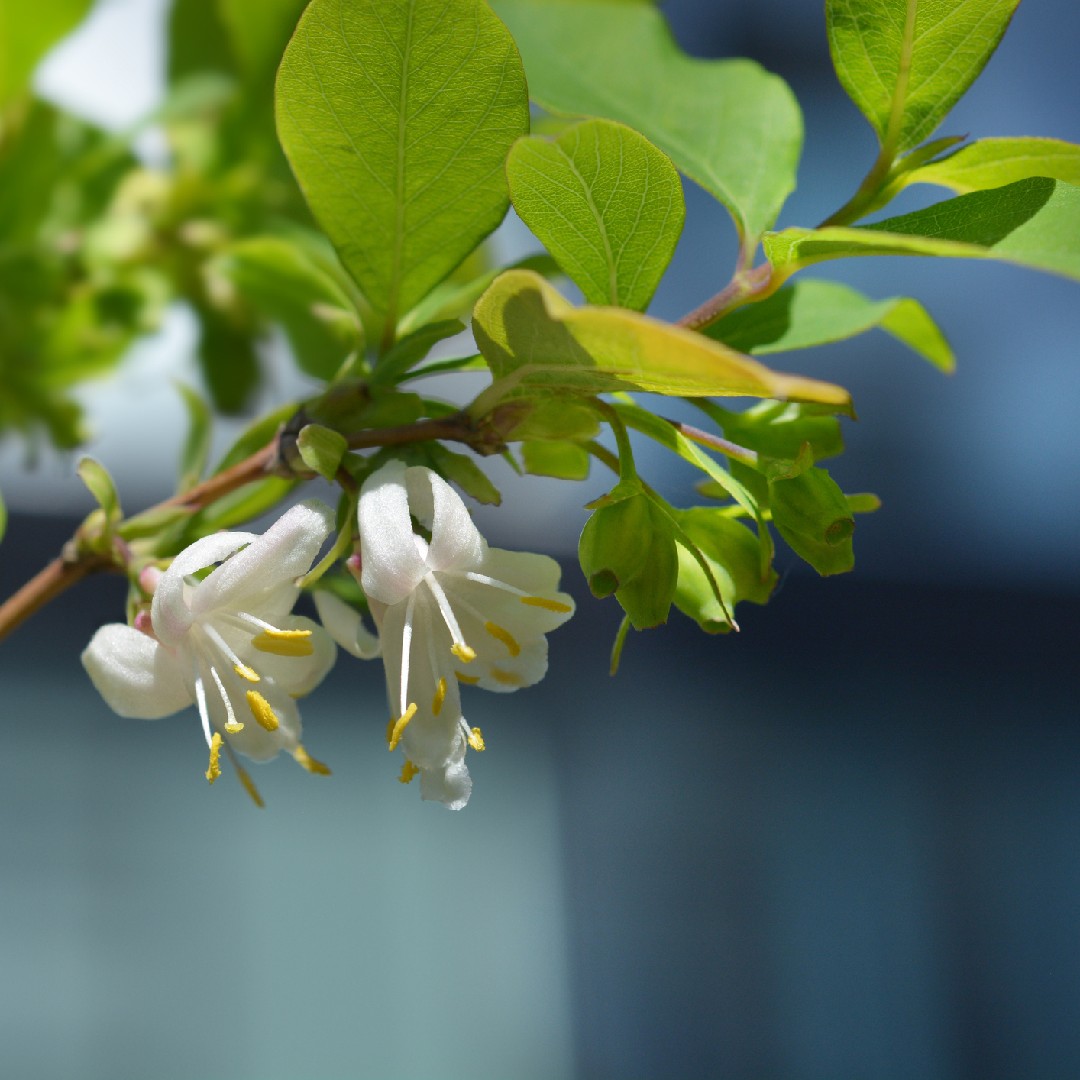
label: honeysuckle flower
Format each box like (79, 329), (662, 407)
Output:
(82, 500), (337, 792)
(351, 460), (574, 810)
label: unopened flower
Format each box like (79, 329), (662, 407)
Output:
(82, 501), (337, 794)
(347, 460), (574, 810)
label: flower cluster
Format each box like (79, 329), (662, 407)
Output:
(82, 463), (574, 810)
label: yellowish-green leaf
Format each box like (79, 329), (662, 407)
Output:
(0, 0), (93, 107)
(765, 178), (1080, 283)
(521, 440), (590, 480)
(470, 270), (852, 411)
(76, 457), (121, 521)
(297, 423), (347, 480)
(900, 137), (1080, 195)
(507, 119), (684, 310)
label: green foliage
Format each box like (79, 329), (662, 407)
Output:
(766, 179), (1080, 282)
(0, 0), (93, 108)
(276, 0), (529, 338)
(521, 441), (590, 481)
(768, 467), (856, 576)
(176, 384), (212, 494)
(827, 0), (1019, 154)
(507, 119), (684, 309)
(900, 137), (1080, 195)
(297, 423), (348, 480)
(494, 0), (802, 242)
(706, 279), (954, 371)
(76, 457), (121, 522)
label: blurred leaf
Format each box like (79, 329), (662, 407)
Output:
(0, 487), (6, 544)
(213, 402), (296, 473)
(493, 0), (802, 241)
(176, 383), (212, 494)
(194, 301), (260, 413)
(765, 179), (1080, 283)
(276, 0), (529, 331)
(827, 0), (1019, 154)
(507, 118), (684, 309)
(76, 457), (121, 521)
(212, 236), (360, 380)
(297, 423), (347, 480)
(428, 445), (501, 505)
(900, 137), (1080, 195)
(504, 399), (600, 442)
(191, 476), (297, 534)
(0, 0), (93, 107)
(706, 279), (954, 372)
(471, 270), (853, 409)
(521, 440), (590, 480)
(769, 466), (855, 576)
(697, 401), (845, 464)
(372, 320), (466, 387)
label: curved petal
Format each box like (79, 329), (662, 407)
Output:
(313, 591), (381, 660)
(202, 659), (302, 762)
(360, 460), (429, 605)
(480, 547), (569, 600)
(253, 616), (338, 696)
(414, 467), (485, 573)
(419, 748), (472, 810)
(441, 572), (575, 640)
(152, 531), (254, 645)
(82, 623), (193, 719)
(192, 500), (333, 619)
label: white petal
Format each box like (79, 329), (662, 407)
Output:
(313, 591), (381, 659)
(82, 623), (193, 719)
(419, 749), (472, 810)
(481, 547), (570, 600)
(152, 531), (254, 645)
(208, 664), (302, 762)
(192, 500), (333, 619)
(411, 467), (485, 573)
(359, 460), (429, 605)
(255, 616), (338, 696)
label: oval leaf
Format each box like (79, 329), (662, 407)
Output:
(276, 0), (529, 331)
(507, 118), (684, 310)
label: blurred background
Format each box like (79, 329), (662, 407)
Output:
(2, 1), (1079, 1077)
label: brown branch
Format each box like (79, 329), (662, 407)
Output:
(676, 263), (774, 332)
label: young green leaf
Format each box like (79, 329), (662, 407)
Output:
(899, 137), (1080, 195)
(492, 0), (802, 242)
(471, 270), (853, 410)
(769, 467), (855, 576)
(176, 383), (212, 494)
(827, 0), (1019, 155)
(297, 423), (348, 481)
(276, 0), (529, 335)
(76, 457), (121, 521)
(507, 119), (684, 310)
(521, 440), (591, 481)
(696, 401), (845, 465)
(427, 446), (502, 506)
(765, 178), (1080, 282)
(706, 279), (954, 372)
(371, 320), (466, 387)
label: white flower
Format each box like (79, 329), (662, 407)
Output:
(82, 500), (337, 793)
(345, 460), (574, 810)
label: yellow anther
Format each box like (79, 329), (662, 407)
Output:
(468, 726), (486, 752)
(451, 642), (477, 663)
(399, 759), (420, 785)
(522, 595), (572, 613)
(485, 621), (520, 657)
(456, 671), (480, 685)
(205, 732), (223, 784)
(224, 721), (245, 734)
(246, 690), (279, 732)
(432, 677), (447, 716)
(233, 663), (260, 683)
(387, 703), (417, 751)
(252, 628), (314, 657)
(234, 763), (265, 808)
(490, 667), (523, 687)
(293, 744), (331, 775)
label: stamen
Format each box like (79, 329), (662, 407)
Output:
(251, 628), (314, 657)
(388, 703), (417, 751)
(225, 722), (245, 734)
(490, 667), (524, 687)
(451, 642), (477, 663)
(220, 737), (265, 808)
(203, 624), (259, 682)
(424, 573), (474, 661)
(193, 675), (214, 748)
(399, 593), (415, 718)
(205, 732), (223, 784)
(293, 744), (331, 775)
(468, 726), (486, 752)
(456, 672), (480, 685)
(399, 760), (420, 784)
(521, 595), (573, 613)
(233, 663), (260, 683)
(484, 621), (520, 657)
(209, 666), (241, 733)
(246, 690), (279, 732)
(432, 677), (447, 716)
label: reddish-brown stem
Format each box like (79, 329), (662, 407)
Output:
(676, 263), (774, 331)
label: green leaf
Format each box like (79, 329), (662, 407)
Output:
(827, 0), (1019, 154)
(297, 423), (348, 480)
(506, 118), (684, 309)
(176, 383), (212, 494)
(193, 301), (260, 414)
(276, 0), (529, 332)
(768, 467), (855, 576)
(191, 477), (297, 534)
(76, 457), (121, 521)
(900, 137), (1080, 195)
(371, 320), (466, 387)
(471, 270), (853, 411)
(503, 399), (600, 442)
(494, 0), (799, 240)
(706, 279), (954, 372)
(493, 0), (802, 241)
(427, 445), (501, 505)
(212, 237), (361, 380)
(521, 440), (590, 480)
(765, 179), (1080, 283)
(0, 0), (93, 107)
(212, 402), (296, 473)
(696, 401), (845, 465)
